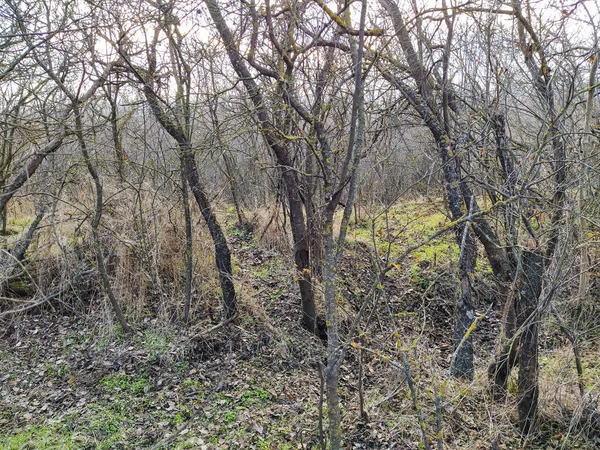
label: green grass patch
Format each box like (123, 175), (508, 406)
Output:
(240, 387), (269, 405)
(141, 329), (172, 353)
(98, 373), (150, 395)
(222, 411), (236, 423)
(0, 422), (82, 449)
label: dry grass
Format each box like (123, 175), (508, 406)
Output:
(249, 205), (292, 253)
(0, 180), (227, 323)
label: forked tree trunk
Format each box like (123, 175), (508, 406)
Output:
(204, 0), (318, 334)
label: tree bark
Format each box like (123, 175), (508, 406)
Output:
(181, 155), (194, 323)
(204, 0), (317, 333)
(488, 113), (519, 397)
(181, 145), (236, 319)
(451, 207), (477, 379)
(516, 250), (543, 436)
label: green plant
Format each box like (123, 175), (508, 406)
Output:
(98, 374), (150, 395)
(222, 411), (236, 423)
(173, 406), (192, 424)
(142, 329), (171, 353)
(0, 422), (83, 449)
(174, 361), (190, 373)
(241, 388), (269, 406)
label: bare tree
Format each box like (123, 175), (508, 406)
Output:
(118, 5), (237, 319)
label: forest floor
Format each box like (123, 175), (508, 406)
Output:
(1, 200), (599, 449)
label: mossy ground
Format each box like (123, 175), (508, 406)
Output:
(346, 200), (492, 275)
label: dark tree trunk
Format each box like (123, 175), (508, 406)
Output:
(284, 173), (317, 333)
(489, 298), (520, 400)
(223, 151), (247, 229)
(517, 250), (543, 436)
(305, 150), (324, 280)
(141, 75), (237, 321)
(181, 155), (194, 324)
(488, 112), (519, 398)
(11, 207), (45, 263)
(204, 0), (317, 334)
(451, 225), (477, 378)
(107, 82), (127, 180)
(181, 145), (236, 319)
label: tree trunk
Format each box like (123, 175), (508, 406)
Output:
(489, 297), (520, 399)
(223, 151), (247, 229)
(516, 250), (543, 436)
(305, 149), (324, 280)
(323, 220), (341, 448)
(181, 144), (236, 319)
(451, 223), (477, 378)
(141, 73), (237, 321)
(75, 107), (131, 334)
(440, 136), (477, 380)
(107, 82), (127, 180)
(11, 207), (45, 263)
(181, 155), (194, 324)
(204, 0), (317, 333)
(489, 112), (519, 397)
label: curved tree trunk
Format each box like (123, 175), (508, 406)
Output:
(181, 145), (236, 319)
(74, 107), (131, 334)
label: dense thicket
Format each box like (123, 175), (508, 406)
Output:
(2, 1), (600, 448)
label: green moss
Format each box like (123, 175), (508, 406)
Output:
(349, 201), (457, 266)
(347, 200), (494, 278)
